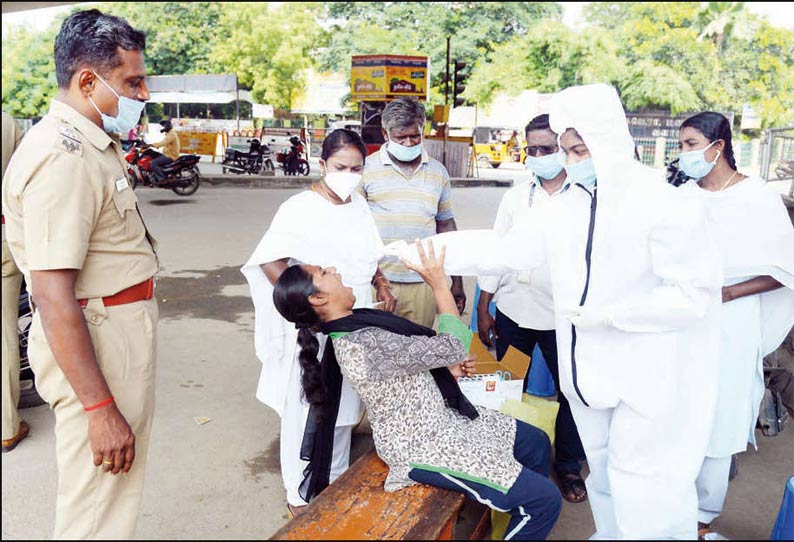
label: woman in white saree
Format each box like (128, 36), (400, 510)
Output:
(677, 112), (794, 540)
(241, 129), (392, 515)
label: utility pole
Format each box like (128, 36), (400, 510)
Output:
(444, 36), (451, 106)
(443, 36), (450, 167)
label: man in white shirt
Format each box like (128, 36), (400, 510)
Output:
(477, 114), (587, 504)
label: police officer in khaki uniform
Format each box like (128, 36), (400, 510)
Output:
(2, 10), (158, 539)
(2, 111), (28, 453)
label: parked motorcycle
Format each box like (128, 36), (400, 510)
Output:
(276, 135), (310, 176)
(125, 140), (202, 196)
(221, 138), (275, 175)
(17, 279), (45, 409)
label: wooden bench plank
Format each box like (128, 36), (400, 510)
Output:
(270, 447), (466, 540)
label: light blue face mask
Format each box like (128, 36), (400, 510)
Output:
(387, 138), (423, 162)
(525, 151), (564, 181)
(678, 140), (720, 180)
(565, 157), (597, 186)
(88, 72), (146, 134)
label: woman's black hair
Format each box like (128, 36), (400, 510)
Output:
(681, 112), (737, 170)
(321, 128), (368, 163)
(273, 265), (326, 409)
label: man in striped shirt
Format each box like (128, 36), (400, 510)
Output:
(360, 97), (465, 327)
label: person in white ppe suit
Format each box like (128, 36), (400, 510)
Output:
(241, 129), (392, 516)
(477, 113), (588, 504)
(676, 112), (794, 540)
(387, 83), (723, 539)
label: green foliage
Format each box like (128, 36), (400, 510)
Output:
(98, 2), (223, 75)
(1, 24), (59, 118)
(2, 1), (792, 128)
(211, 2), (326, 110)
(321, 2), (562, 104)
(466, 21), (625, 104)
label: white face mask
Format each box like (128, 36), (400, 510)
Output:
(88, 71), (145, 134)
(324, 171), (362, 201)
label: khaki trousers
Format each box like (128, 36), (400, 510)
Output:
(29, 297), (158, 540)
(2, 231), (23, 440)
(389, 281), (437, 328)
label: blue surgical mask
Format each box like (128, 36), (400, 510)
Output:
(565, 157), (597, 186)
(678, 140), (720, 180)
(88, 72), (146, 134)
(387, 139), (423, 162)
(525, 151), (564, 181)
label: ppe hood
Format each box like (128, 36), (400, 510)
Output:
(549, 83), (637, 186)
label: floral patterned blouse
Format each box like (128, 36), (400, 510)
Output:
(332, 323), (522, 494)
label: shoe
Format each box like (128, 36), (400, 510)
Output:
(557, 471), (588, 503)
(2, 420), (30, 453)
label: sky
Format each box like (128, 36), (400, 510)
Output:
(3, 2), (794, 34)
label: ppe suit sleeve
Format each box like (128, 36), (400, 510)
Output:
(478, 191), (516, 293)
(609, 194), (722, 332)
(385, 211), (546, 278)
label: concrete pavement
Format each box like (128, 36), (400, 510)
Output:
(2, 185), (793, 540)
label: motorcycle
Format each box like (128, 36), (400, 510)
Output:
(17, 279), (45, 409)
(125, 140), (202, 196)
(221, 138), (275, 175)
(276, 135), (310, 176)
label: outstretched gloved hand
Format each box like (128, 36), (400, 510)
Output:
(561, 305), (616, 330)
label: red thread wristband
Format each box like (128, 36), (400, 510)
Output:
(84, 396), (114, 412)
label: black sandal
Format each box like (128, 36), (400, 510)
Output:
(558, 472), (588, 503)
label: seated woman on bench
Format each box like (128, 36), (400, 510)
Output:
(273, 240), (562, 540)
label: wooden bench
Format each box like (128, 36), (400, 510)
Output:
(270, 447), (490, 540)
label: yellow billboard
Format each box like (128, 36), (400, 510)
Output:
(177, 132), (220, 156)
(351, 55), (428, 102)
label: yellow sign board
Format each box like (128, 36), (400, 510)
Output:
(177, 132), (219, 156)
(351, 55), (428, 102)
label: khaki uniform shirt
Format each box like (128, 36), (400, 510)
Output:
(1, 99), (158, 299)
(2, 112), (24, 247)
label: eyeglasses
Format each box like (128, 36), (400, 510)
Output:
(523, 145), (558, 157)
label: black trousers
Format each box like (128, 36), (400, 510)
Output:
(150, 155), (174, 181)
(494, 308), (586, 475)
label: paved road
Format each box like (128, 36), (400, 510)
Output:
(2, 185), (792, 540)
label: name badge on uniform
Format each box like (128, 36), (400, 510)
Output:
(115, 177), (129, 192)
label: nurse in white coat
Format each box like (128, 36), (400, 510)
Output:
(676, 112), (794, 539)
(241, 129), (392, 513)
(388, 83), (723, 539)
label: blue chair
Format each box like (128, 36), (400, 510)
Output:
(469, 285), (557, 397)
(771, 476), (794, 540)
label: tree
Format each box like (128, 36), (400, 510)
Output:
(696, 2), (752, 54)
(210, 2), (326, 111)
(466, 20), (626, 105)
(320, 2), (562, 105)
(99, 2), (224, 75)
(1, 23), (61, 118)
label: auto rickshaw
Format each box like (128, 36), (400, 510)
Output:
(473, 126), (525, 169)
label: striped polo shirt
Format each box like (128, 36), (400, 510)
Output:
(361, 143), (455, 283)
